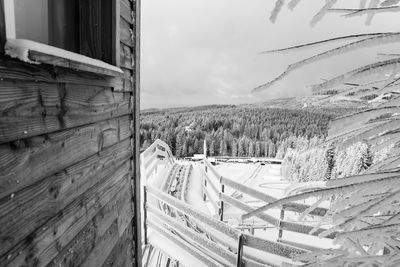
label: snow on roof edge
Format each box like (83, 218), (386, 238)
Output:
(4, 39), (123, 74)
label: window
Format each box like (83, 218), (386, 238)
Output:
(3, 0), (121, 74)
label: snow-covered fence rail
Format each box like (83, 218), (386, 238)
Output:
(220, 176), (328, 217)
(219, 193), (335, 239)
(140, 139), (175, 180)
(202, 158), (327, 216)
(200, 156), (334, 252)
(202, 158), (225, 219)
(146, 186), (307, 266)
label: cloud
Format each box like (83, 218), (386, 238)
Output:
(141, 0), (400, 109)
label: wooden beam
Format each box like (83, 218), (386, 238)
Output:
(28, 50), (123, 77)
(120, 18), (133, 48)
(102, 225), (134, 267)
(133, 0), (142, 266)
(0, 57), (125, 89)
(0, 139), (131, 258)
(120, 0), (132, 24)
(2, 163), (131, 266)
(0, 81), (131, 143)
(0, 115), (131, 200)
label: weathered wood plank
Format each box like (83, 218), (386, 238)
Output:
(120, 0), (132, 24)
(0, 115), (131, 200)
(47, 187), (132, 267)
(81, 190), (133, 267)
(28, 50), (122, 77)
(1, 161), (131, 266)
(0, 81), (131, 143)
(0, 138), (131, 257)
(121, 0), (132, 9)
(120, 19), (133, 48)
(112, 68), (133, 92)
(132, 0), (141, 263)
(81, 221), (121, 267)
(0, 57), (124, 89)
(49, 191), (132, 267)
(117, 184), (135, 237)
(101, 226), (134, 267)
(120, 43), (133, 70)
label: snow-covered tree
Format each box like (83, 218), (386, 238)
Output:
(248, 141), (255, 157)
(219, 140), (228, 156)
(238, 137), (246, 157)
(259, 1), (400, 265)
(231, 140), (238, 157)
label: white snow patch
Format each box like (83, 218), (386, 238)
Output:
(4, 39), (123, 73)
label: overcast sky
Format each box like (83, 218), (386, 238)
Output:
(141, 0), (399, 109)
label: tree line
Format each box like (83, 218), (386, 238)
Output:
(140, 105), (334, 158)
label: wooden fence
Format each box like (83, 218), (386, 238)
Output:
(145, 186), (306, 267)
(201, 157), (334, 244)
(140, 141), (333, 266)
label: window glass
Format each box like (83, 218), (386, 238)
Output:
(14, 0), (49, 44)
(13, 0), (112, 63)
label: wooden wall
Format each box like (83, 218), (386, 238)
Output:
(0, 0), (140, 266)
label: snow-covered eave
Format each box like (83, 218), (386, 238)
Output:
(4, 39), (124, 77)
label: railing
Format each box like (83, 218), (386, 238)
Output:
(141, 139), (175, 182)
(201, 157), (334, 245)
(145, 186), (307, 267)
(141, 140), (332, 266)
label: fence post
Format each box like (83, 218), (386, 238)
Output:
(143, 186), (148, 245)
(220, 177), (225, 222)
(278, 208), (285, 241)
(203, 173), (207, 201)
(236, 234), (245, 267)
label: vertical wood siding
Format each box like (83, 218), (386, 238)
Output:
(0, 0), (139, 266)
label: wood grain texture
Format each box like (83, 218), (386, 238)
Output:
(0, 57), (124, 89)
(0, 115), (131, 200)
(0, 80), (131, 143)
(120, 43), (133, 70)
(81, 190), (133, 267)
(48, 188), (133, 267)
(28, 50), (122, 77)
(116, 68), (133, 92)
(0, 0), (138, 266)
(101, 226), (134, 267)
(132, 0), (142, 265)
(120, 0), (132, 24)
(1, 161), (131, 266)
(120, 19), (133, 48)
(0, 138), (131, 257)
